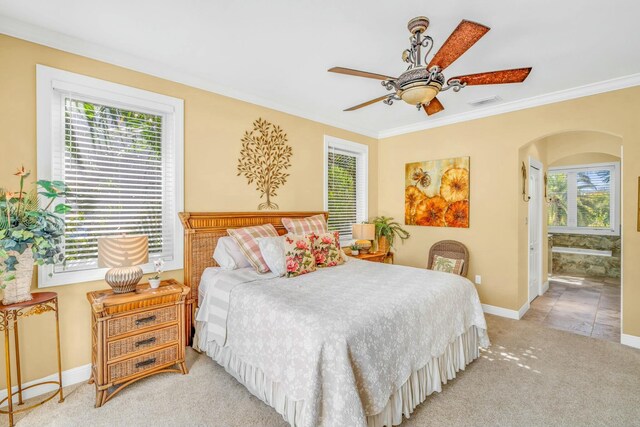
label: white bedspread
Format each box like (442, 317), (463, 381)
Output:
(197, 259), (488, 427)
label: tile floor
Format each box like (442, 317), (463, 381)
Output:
(522, 275), (621, 342)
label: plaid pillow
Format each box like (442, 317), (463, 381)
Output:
(228, 224), (279, 273)
(282, 214), (327, 235)
(432, 254), (464, 275)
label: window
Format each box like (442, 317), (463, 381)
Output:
(324, 136), (368, 241)
(547, 162), (619, 235)
(37, 65), (184, 286)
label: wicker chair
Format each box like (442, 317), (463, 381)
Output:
(427, 240), (469, 277)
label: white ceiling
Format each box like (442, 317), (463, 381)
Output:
(1, 0), (640, 137)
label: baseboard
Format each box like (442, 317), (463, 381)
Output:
(518, 301), (531, 319)
(482, 301), (530, 320)
(0, 363), (91, 407)
(621, 334), (640, 349)
(540, 280), (549, 295)
(482, 304), (518, 319)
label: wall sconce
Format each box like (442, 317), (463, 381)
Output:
(521, 161), (530, 202)
(543, 172), (553, 203)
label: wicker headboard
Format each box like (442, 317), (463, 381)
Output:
(179, 211), (328, 311)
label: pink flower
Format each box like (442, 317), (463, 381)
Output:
(286, 258), (299, 272)
(327, 261), (337, 267)
(321, 236), (333, 245)
(315, 252), (326, 265)
(295, 240), (308, 250)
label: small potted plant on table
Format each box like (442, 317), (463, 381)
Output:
(349, 244), (360, 256)
(372, 216), (410, 254)
(148, 259), (164, 289)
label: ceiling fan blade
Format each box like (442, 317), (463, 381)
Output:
(328, 67), (396, 81)
(423, 97), (444, 116)
(449, 68), (532, 85)
(428, 20), (490, 71)
(344, 95), (390, 111)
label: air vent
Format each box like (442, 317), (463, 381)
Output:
(468, 95), (502, 107)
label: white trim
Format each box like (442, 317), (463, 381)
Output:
(519, 301), (531, 319)
(0, 16), (377, 139)
(619, 145), (624, 339)
(36, 65), (184, 287)
(541, 280), (550, 295)
(547, 161), (620, 236)
(528, 157), (544, 303)
(621, 334), (640, 349)
(378, 73), (640, 138)
(482, 301), (530, 320)
(3, 16), (640, 140)
(323, 136), (369, 242)
(0, 363), (91, 407)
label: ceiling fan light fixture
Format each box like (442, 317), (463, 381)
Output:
(328, 16), (531, 115)
(399, 82), (441, 105)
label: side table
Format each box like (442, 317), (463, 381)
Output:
(0, 292), (64, 427)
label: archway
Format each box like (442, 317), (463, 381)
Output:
(518, 130), (623, 342)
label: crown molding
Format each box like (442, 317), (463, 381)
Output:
(3, 15), (640, 140)
(378, 72), (640, 139)
(0, 15), (379, 139)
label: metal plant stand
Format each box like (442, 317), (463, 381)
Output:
(0, 292), (64, 427)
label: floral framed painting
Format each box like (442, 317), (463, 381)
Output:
(405, 157), (470, 227)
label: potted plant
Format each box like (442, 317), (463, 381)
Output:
(372, 216), (410, 254)
(149, 258), (164, 289)
(0, 167), (70, 304)
(349, 244), (360, 256)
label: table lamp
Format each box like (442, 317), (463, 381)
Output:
(352, 223), (375, 254)
(97, 235), (148, 294)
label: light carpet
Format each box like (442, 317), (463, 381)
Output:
(15, 315), (640, 427)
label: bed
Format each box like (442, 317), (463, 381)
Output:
(179, 211), (489, 427)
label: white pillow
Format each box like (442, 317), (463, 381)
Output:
(213, 236), (252, 270)
(256, 236), (286, 277)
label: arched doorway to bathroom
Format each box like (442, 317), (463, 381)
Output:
(520, 131), (622, 342)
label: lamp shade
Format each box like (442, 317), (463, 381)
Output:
(352, 223), (375, 241)
(97, 235), (149, 268)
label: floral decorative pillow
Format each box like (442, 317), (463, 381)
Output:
(312, 231), (344, 268)
(284, 234), (317, 277)
(432, 254), (464, 275)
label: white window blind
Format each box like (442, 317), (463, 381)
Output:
(324, 137), (368, 241)
(37, 65), (184, 287)
(60, 98), (172, 272)
(547, 162), (619, 236)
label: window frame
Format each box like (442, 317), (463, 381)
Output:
(323, 135), (369, 243)
(547, 161), (620, 236)
(36, 65), (184, 287)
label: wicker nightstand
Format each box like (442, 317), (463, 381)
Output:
(347, 251), (394, 264)
(87, 279), (189, 407)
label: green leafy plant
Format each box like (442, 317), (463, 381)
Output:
(349, 243), (360, 251)
(372, 216), (410, 249)
(0, 167), (70, 286)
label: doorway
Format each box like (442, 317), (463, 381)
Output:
(528, 158), (543, 303)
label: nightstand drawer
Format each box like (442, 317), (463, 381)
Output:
(108, 345), (178, 383)
(107, 325), (179, 362)
(106, 306), (177, 339)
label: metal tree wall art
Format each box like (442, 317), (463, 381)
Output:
(237, 118), (293, 210)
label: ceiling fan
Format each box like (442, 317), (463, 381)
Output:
(328, 16), (532, 115)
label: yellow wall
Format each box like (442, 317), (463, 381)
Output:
(3, 32), (640, 388)
(0, 35), (377, 385)
(378, 88), (640, 338)
(550, 152), (620, 167)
